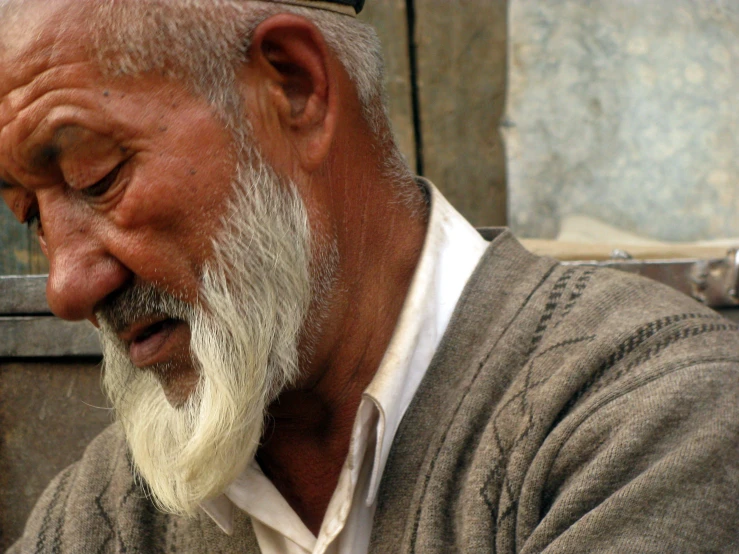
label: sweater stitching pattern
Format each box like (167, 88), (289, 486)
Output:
(94, 471), (115, 554)
(50, 466), (77, 554)
(118, 442), (168, 552)
(405, 263), (559, 553)
(167, 516), (179, 554)
(605, 320), (739, 392)
(482, 268), (591, 538)
(527, 267), (575, 356)
(120, 477), (141, 508)
(489, 338), (597, 529)
(50, 480), (69, 554)
(555, 267), (596, 328)
(139, 501), (168, 554)
(481, 337), (599, 520)
(539, 353), (739, 511)
(572, 313), (732, 406)
(118, 478), (142, 553)
(35, 466), (74, 554)
(487, 334), (598, 423)
(110, 431), (139, 553)
(477, 282), (722, 545)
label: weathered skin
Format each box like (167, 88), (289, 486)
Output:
(0, 0), (428, 533)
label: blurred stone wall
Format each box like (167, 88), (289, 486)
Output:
(506, 0), (738, 240)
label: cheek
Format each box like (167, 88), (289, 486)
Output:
(109, 114), (237, 287)
(110, 190), (229, 298)
(117, 161), (230, 235)
(122, 230), (205, 304)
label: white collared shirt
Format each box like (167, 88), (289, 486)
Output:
(201, 183), (489, 553)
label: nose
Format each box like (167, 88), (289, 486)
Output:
(40, 194), (130, 322)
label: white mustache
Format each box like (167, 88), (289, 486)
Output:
(97, 281), (192, 337)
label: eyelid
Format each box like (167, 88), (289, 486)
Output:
(79, 161), (125, 199)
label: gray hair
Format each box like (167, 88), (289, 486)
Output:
(90, 0), (391, 139)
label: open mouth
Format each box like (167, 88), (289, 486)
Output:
(133, 318), (176, 343)
(126, 317), (184, 368)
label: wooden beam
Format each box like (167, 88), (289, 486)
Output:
(0, 317), (101, 357)
(359, 0), (417, 170)
(413, 0), (508, 226)
(0, 275), (50, 314)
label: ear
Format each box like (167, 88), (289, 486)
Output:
(244, 14), (336, 173)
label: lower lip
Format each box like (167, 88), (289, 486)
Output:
(129, 320), (188, 368)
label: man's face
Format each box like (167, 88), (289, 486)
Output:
(0, 3), (322, 515)
(0, 5), (246, 402)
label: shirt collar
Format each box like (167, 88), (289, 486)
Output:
(360, 179), (489, 505)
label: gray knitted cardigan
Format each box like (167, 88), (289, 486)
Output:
(10, 231), (739, 553)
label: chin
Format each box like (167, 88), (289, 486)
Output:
(147, 356), (202, 408)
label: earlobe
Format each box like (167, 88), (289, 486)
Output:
(245, 14), (336, 171)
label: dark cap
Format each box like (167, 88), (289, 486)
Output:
(278, 0), (365, 16)
(324, 0), (365, 14)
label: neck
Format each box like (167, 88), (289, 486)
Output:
(257, 158), (428, 534)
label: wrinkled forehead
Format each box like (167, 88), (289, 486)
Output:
(0, 0), (91, 94)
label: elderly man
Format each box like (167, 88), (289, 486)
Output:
(2, 0), (739, 552)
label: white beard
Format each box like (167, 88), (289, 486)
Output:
(97, 155), (315, 516)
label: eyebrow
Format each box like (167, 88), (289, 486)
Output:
(1, 129), (69, 189)
(0, 143), (61, 193)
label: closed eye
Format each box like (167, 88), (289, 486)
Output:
(81, 162), (124, 198)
